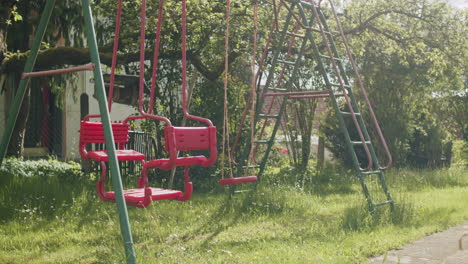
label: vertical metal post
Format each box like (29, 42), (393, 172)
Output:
(0, 0), (56, 166)
(81, 0), (137, 263)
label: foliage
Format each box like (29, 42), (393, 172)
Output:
(1, 161), (468, 263)
(0, 0), (465, 166)
(0, 157), (83, 179)
(324, 0), (467, 168)
(451, 140), (468, 167)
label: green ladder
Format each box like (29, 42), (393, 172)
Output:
(0, 0), (137, 262)
(232, 0), (311, 184)
(236, 0), (394, 212)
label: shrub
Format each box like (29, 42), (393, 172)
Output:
(322, 102), (451, 169)
(451, 140), (468, 167)
(0, 157), (83, 180)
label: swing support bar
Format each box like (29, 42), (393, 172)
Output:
(0, 0), (137, 263)
(21, 63), (95, 79)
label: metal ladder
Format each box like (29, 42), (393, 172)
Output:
(234, 0), (394, 212)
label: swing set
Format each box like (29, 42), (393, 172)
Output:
(0, 0), (395, 262)
(79, 0), (260, 208)
(79, 0), (221, 208)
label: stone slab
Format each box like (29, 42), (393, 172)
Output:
(370, 222), (468, 264)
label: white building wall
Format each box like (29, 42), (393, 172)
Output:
(63, 71), (86, 161)
(85, 71), (137, 122)
(63, 70), (137, 161)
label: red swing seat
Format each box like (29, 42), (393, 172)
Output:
(138, 125), (217, 201)
(104, 187), (182, 202)
(79, 120), (145, 162)
(79, 116), (151, 207)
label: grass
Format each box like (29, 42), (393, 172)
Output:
(0, 158), (467, 263)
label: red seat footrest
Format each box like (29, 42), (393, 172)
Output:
(219, 176), (258, 185)
(148, 187), (183, 201)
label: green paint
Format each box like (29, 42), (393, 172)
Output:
(236, 0), (393, 212)
(0, 0), (56, 166)
(82, 0), (137, 262)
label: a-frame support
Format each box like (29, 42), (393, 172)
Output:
(232, 0), (394, 212)
(0, 0), (137, 263)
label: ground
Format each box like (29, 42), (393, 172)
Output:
(371, 222), (468, 264)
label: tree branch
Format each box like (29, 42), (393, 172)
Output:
(0, 46), (238, 82)
(344, 10), (428, 36)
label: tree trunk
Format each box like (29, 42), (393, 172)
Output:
(6, 77), (30, 157)
(1, 1), (31, 157)
(296, 100), (317, 171)
(316, 135), (325, 173)
(300, 124), (312, 171)
(0, 1), (14, 65)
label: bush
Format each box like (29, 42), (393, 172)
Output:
(451, 140), (468, 167)
(0, 157), (83, 180)
(322, 102), (452, 169)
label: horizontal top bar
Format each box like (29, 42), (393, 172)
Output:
(22, 63), (95, 79)
(263, 90), (330, 97)
(289, 94), (330, 99)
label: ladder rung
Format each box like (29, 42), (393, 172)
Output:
(340, 111), (361, 116)
(299, 1), (317, 9)
(268, 87), (288, 92)
(21, 63), (95, 79)
(334, 92), (348, 97)
(286, 32), (305, 39)
(254, 140), (272, 144)
(374, 200), (393, 207)
(319, 54), (343, 61)
(330, 83), (351, 88)
(351, 141), (371, 145)
(241, 165), (261, 169)
(277, 60), (296, 66)
(258, 114), (280, 118)
(361, 170), (381, 175)
(289, 94), (330, 99)
(309, 28), (332, 35)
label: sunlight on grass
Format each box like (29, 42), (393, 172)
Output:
(0, 158), (467, 263)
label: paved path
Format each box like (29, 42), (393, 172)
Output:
(370, 222), (468, 264)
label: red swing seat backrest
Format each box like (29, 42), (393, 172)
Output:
(162, 126), (217, 168)
(79, 121), (131, 159)
(165, 126), (212, 151)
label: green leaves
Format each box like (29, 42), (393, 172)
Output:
(10, 5), (22, 24)
(335, 0), (467, 166)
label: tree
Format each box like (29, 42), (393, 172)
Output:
(0, 0), (260, 156)
(325, 0), (467, 167)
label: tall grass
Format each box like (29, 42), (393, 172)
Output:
(0, 157), (467, 263)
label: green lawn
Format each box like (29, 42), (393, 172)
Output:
(0, 160), (467, 263)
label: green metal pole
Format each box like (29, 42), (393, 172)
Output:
(0, 0), (56, 167)
(82, 1), (137, 263)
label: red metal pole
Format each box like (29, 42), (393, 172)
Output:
(21, 63), (95, 79)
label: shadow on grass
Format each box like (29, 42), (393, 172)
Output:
(263, 165), (357, 197)
(181, 184), (293, 246)
(0, 170), (93, 223)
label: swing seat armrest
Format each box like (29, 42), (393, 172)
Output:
(79, 144), (90, 160)
(202, 126), (217, 166)
(124, 114), (172, 127)
(144, 156), (207, 171)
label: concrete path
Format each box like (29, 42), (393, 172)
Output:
(370, 222), (468, 264)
